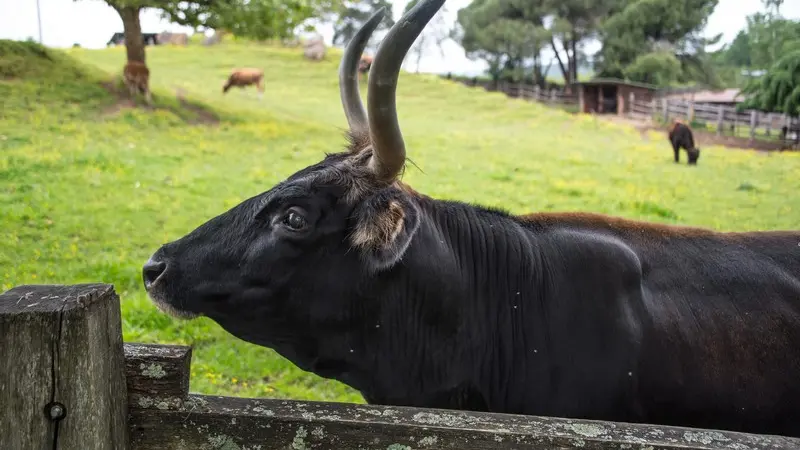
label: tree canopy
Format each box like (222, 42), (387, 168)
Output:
(454, 0), (616, 86)
(86, 0), (340, 63)
(594, 0), (722, 87)
(454, 0), (554, 85)
(739, 48), (800, 116)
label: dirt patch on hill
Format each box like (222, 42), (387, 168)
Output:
(99, 80), (220, 126)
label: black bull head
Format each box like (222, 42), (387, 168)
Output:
(143, 0), (453, 386)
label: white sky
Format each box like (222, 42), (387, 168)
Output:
(1, 0), (798, 76)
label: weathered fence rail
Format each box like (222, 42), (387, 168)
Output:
(445, 76), (578, 106)
(440, 74), (797, 149)
(627, 93), (798, 148)
(3, 283), (800, 449)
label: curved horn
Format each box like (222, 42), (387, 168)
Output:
(367, 0), (445, 181)
(339, 8), (386, 134)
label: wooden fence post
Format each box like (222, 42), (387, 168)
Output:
(765, 113), (772, 137)
(533, 85), (541, 102)
(549, 89), (556, 104)
(0, 284), (130, 450)
(749, 110), (758, 144)
(650, 99), (657, 120)
(716, 105), (724, 136)
(628, 92), (635, 118)
(687, 100), (695, 123)
(662, 98), (669, 121)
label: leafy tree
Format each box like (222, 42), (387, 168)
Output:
(623, 51), (681, 86)
(595, 0), (722, 87)
(744, 13), (800, 69)
(722, 30), (752, 67)
(455, 0), (513, 82)
(541, 0), (621, 86)
(455, 0), (551, 85)
(455, 0), (619, 87)
(331, 0), (394, 51)
(761, 0), (784, 16)
(85, 0), (340, 64)
(709, 6), (800, 87)
(739, 47), (800, 116)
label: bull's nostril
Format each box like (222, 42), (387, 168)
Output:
(142, 259), (167, 288)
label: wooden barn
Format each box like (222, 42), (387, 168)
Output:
(663, 88), (743, 108)
(575, 78), (658, 115)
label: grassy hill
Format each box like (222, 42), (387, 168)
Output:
(2, 39), (799, 403)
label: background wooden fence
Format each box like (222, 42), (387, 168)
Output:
(3, 283), (800, 449)
(445, 77), (578, 107)
(443, 75), (798, 149)
(627, 93), (798, 146)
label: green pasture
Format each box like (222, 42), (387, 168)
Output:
(1, 39), (798, 403)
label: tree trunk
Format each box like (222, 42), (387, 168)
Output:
(116, 6), (145, 64)
(541, 58), (553, 88)
(563, 32), (579, 95)
(560, 39), (574, 94)
(549, 37), (569, 84)
(570, 35), (578, 83)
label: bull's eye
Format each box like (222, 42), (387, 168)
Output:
(283, 210), (307, 231)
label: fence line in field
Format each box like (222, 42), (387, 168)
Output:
(445, 76), (578, 107)
(443, 75), (797, 148)
(628, 93), (798, 147)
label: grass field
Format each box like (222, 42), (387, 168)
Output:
(2, 39), (799, 404)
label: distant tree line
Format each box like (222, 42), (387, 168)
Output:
(80, 0), (797, 117)
(710, 0), (799, 117)
(81, 0), (339, 64)
(448, 0), (725, 90)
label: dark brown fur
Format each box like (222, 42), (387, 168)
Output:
(520, 211), (716, 238)
(667, 119), (700, 165)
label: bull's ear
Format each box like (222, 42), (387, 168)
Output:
(350, 188), (421, 273)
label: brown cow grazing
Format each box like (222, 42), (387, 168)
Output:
(222, 68), (264, 99)
(122, 61), (152, 105)
(667, 119), (700, 165)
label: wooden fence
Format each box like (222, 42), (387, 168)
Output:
(626, 93), (798, 147)
(445, 76), (578, 107)
(443, 75), (798, 149)
(3, 283), (800, 449)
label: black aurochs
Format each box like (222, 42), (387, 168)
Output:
(667, 119), (700, 165)
(143, 0), (800, 438)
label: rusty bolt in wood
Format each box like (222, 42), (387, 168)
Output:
(45, 402), (66, 421)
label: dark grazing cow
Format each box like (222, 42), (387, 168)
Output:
(781, 125), (800, 150)
(667, 119), (700, 164)
(142, 0), (800, 438)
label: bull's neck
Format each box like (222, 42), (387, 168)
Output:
(352, 198), (548, 409)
